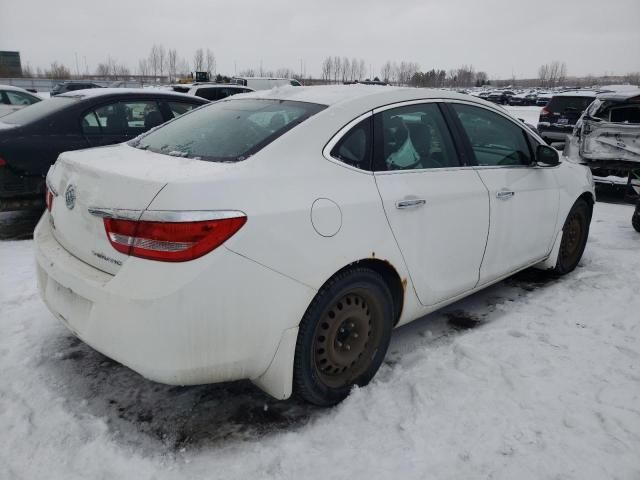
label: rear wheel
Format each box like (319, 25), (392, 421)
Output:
(632, 202), (640, 233)
(293, 268), (393, 406)
(553, 199), (591, 275)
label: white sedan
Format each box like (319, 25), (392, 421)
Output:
(35, 86), (595, 406)
(0, 84), (42, 117)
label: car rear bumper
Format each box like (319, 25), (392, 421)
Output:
(537, 124), (574, 141)
(0, 168), (45, 211)
(34, 212), (315, 388)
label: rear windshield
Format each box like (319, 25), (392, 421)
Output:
(132, 98), (326, 162)
(547, 96), (594, 114)
(1, 97), (77, 125)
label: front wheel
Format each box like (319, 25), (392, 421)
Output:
(293, 268), (394, 406)
(553, 199), (592, 275)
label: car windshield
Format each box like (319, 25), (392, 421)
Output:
(132, 98), (326, 162)
(1, 97), (77, 125)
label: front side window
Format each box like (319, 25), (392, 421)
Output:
(195, 88), (220, 101)
(133, 99), (326, 162)
(330, 118), (371, 170)
(451, 103), (532, 166)
(373, 103), (459, 171)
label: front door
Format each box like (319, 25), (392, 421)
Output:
(448, 102), (559, 284)
(373, 102), (490, 307)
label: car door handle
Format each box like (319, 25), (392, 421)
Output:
(396, 198), (426, 209)
(496, 190), (515, 200)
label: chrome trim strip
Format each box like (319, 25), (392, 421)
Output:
(46, 179), (58, 197)
(88, 208), (142, 221)
(88, 208), (246, 222)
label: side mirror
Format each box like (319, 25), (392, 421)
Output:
(535, 144), (560, 167)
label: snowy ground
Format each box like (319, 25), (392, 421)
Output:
(1, 198), (639, 479)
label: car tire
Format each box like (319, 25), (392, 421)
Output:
(632, 203), (640, 233)
(553, 199), (592, 275)
(293, 267), (394, 407)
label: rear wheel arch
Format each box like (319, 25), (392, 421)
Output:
(320, 258), (405, 326)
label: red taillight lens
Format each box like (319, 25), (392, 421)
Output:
(103, 216), (247, 262)
(0, 157), (6, 167)
(540, 107), (551, 116)
(46, 186), (54, 212)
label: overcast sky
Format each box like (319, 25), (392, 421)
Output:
(1, 0), (639, 79)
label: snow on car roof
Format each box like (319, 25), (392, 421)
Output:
(58, 87), (199, 100)
(596, 89), (640, 102)
(553, 90), (599, 98)
(240, 85), (484, 108)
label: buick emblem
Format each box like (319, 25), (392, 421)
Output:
(65, 184), (76, 210)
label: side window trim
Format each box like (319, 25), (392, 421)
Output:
(323, 110), (375, 174)
(439, 102), (477, 167)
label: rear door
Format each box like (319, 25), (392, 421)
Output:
(372, 101), (490, 306)
(447, 102), (559, 284)
(81, 99), (163, 147)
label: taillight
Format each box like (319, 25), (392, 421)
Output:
(540, 107), (552, 116)
(0, 157), (6, 167)
(45, 184), (55, 212)
(103, 215), (247, 262)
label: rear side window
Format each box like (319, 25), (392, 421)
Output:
(331, 118), (372, 170)
(6, 91), (40, 105)
(547, 96), (594, 114)
(451, 103), (532, 166)
(373, 103), (459, 171)
(195, 88), (220, 101)
(82, 100), (163, 135)
(133, 99), (326, 162)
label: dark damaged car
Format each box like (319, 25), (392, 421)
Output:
(0, 89), (207, 211)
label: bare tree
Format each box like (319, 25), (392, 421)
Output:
(321, 57), (332, 82)
(358, 59), (366, 81)
(193, 48), (204, 72)
(157, 45), (166, 78)
(332, 56), (341, 84)
(138, 58), (150, 77)
(205, 49), (216, 76)
(46, 62), (71, 79)
(167, 49), (178, 82)
(381, 61), (392, 83)
(21, 63), (34, 78)
(148, 45), (161, 78)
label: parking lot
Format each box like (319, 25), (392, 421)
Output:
(1, 191), (638, 478)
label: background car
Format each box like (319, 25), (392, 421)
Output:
(0, 88), (207, 211)
(566, 88), (640, 199)
(0, 85), (42, 117)
(36, 86), (594, 407)
(170, 83), (253, 101)
(537, 90), (597, 143)
(50, 81), (103, 96)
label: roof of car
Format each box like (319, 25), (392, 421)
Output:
(596, 89), (640, 102)
(240, 85), (490, 109)
(58, 87), (208, 101)
(0, 84), (36, 94)
(553, 90), (599, 98)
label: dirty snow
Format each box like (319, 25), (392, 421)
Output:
(1, 201), (639, 480)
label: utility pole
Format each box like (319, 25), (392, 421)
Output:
(74, 52), (80, 78)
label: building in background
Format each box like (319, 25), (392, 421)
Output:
(0, 51), (22, 76)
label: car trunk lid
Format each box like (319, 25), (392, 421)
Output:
(46, 144), (226, 274)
